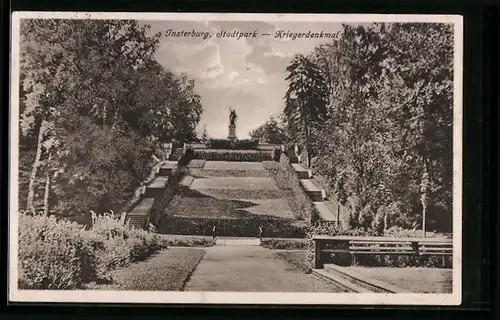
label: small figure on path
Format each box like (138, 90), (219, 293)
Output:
(212, 225), (217, 244)
(258, 226), (263, 243)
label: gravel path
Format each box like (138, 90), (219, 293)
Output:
(184, 246), (346, 292)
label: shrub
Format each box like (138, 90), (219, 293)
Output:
(208, 139), (259, 150)
(18, 213), (101, 289)
(193, 149), (272, 162)
(18, 211), (166, 290)
(157, 216), (308, 238)
(383, 226), (448, 238)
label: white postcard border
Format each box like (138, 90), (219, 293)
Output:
(9, 11), (464, 306)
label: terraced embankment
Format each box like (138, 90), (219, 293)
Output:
(159, 161), (307, 238)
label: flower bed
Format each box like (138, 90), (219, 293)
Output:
(18, 212), (167, 290)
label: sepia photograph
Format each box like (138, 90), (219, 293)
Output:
(9, 12), (463, 305)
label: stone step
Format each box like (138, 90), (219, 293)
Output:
(144, 176), (169, 197)
(292, 163), (311, 179)
(159, 161), (178, 176)
(313, 202), (337, 221)
(311, 268), (369, 293)
(323, 264), (410, 293)
(129, 198), (155, 216)
(169, 154), (181, 161)
(159, 167), (173, 176)
(300, 179), (324, 201)
(128, 219), (147, 230)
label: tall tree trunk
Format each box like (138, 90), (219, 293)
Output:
(302, 107), (311, 169)
(26, 120), (47, 213)
(383, 211), (388, 233)
(43, 152), (52, 215)
(111, 106), (120, 130)
(420, 157), (429, 238)
(102, 104), (107, 126)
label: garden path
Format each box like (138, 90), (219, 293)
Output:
(184, 245), (346, 292)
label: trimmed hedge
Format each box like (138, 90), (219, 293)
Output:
(149, 167), (187, 226)
(157, 216), (308, 238)
(193, 149), (272, 162)
(269, 154), (319, 222)
(208, 139), (259, 150)
(261, 238), (309, 250)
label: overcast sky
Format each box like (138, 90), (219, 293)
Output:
(143, 20), (343, 139)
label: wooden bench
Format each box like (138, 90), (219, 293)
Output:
(349, 240), (417, 265)
(312, 236), (453, 268)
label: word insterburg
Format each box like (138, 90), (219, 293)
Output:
(163, 29), (258, 40)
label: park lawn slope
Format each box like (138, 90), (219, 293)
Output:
(86, 248), (205, 291)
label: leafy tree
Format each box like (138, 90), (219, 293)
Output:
(286, 23), (454, 234)
(249, 117), (287, 144)
(18, 19), (203, 222)
(200, 125), (209, 143)
(284, 54), (329, 168)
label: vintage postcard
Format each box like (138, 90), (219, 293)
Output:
(9, 12), (463, 305)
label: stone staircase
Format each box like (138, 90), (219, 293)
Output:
(168, 147), (185, 161)
(300, 179), (324, 201)
(126, 198), (155, 229)
(291, 163), (311, 179)
(313, 202), (337, 221)
(124, 161), (179, 230)
(291, 163), (338, 225)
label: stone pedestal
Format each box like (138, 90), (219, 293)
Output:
(228, 125), (237, 141)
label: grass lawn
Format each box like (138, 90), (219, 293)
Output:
(204, 161), (265, 170)
(188, 160), (206, 169)
(274, 250), (310, 273)
(347, 267), (453, 293)
(193, 188), (290, 200)
(262, 161), (280, 170)
(167, 195), (295, 219)
(86, 248), (206, 291)
(191, 177), (278, 190)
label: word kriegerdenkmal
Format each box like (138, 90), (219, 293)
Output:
(274, 30), (341, 40)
